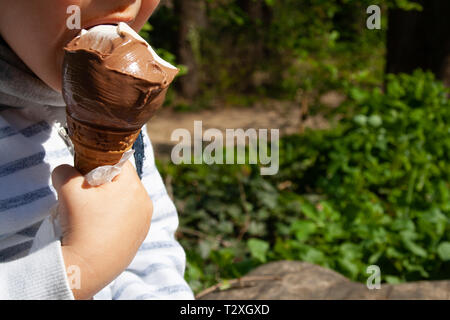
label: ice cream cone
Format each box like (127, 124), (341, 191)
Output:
(62, 23), (179, 176)
(66, 112), (141, 175)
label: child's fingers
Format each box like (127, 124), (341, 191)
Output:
(52, 164), (83, 192)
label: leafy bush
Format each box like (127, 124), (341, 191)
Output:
(157, 71), (449, 293)
(273, 70), (450, 282)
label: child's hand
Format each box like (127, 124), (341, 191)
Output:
(52, 161), (153, 300)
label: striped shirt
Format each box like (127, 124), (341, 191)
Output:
(0, 106), (194, 300)
(0, 36), (194, 300)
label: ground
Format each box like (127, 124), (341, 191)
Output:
(146, 96), (341, 158)
(197, 261), (450, 300)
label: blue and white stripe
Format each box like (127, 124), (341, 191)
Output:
(0, 105), (194, 299)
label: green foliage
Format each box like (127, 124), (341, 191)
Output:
(202, 0), (387, 100)
(275, 70), (450, 282)
(157, 71), (450, 293)
(198, 0), (420, 102)
(248, 238), (270, 263)
(139, 22), (188, 76)
(138, 0), (425, 107)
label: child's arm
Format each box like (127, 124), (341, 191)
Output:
(53, 160), (153, 300)
(103, 126), (194, 300)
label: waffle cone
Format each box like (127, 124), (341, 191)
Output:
(66, 112), (141, 175)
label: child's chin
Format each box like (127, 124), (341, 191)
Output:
(42, 72), (62, 93)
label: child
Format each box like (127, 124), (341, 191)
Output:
(0, 0), (194, 300)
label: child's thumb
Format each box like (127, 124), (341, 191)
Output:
(52, 164), (83, 192)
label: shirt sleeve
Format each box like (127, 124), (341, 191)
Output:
(98, 125), (195, 300)
(0, 240), (74, 300)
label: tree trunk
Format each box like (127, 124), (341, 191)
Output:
(237, 0), (272, 90)
(174, 0), (206, 99)
(386, 0), (450, 86)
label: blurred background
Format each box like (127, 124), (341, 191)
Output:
(139, 0), (450, 295)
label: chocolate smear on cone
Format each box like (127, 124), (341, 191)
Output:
(62, 23), (178, 174)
